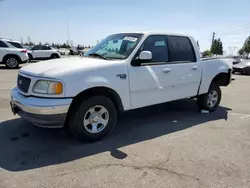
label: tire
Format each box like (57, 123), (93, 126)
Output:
(197, 84), (221, 112)
(69, 96), (117, 142)
(4, 56), (20, 69)
(246, 68), (250, 75)
(51, 54), (59, 59)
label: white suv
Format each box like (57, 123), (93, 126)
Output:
(28, 45), (60, 61)
(0, 39), (29, 68)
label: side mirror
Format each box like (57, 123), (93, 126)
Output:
(139, 51), (152, 61)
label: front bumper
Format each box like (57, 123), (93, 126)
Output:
(21, 59), (29, 64)
(10, 87), (72, 128)
(20, 54), (29, 64)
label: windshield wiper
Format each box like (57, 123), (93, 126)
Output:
(88, 53), (107, 60)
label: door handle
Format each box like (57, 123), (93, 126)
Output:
(162, 68), (171, 73)
(192, 66), (198, 70)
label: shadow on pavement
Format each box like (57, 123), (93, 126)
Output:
(0, 99), (231, 171)
(0, 66), (21, 70)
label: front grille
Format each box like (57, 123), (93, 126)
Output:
(17, 75), (31, 93)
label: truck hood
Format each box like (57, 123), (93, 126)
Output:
(20, 57), (116, 78)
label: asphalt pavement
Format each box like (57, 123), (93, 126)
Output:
(0, 63), (250, 188)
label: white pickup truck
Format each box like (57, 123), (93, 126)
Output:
(10, 32), (232, 142)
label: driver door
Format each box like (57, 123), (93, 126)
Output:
(128, 35), (178, 109)
(31, 45), (42, 59)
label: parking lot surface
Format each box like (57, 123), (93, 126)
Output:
(0, 64), (250, 188)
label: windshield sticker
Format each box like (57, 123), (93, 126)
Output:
(123, 37), (138, 42)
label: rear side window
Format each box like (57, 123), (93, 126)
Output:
(0, 41), (8, 48)
(31, 45), (41, 50)
(167, 36), (196, 62)
(7, 41), (23, 49)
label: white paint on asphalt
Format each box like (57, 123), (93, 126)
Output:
(230, 112), (250, 119)
(241, 115), (250, 119)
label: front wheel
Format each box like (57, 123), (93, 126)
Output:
(51, 54), (59, 59)
(197, 84), (221, 112)
(69, 96), (117, 142)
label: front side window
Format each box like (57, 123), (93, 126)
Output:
(31, 45), (41, 50)
(139, 35), (168, 63)
(7, 41), (23, 49)
(41, 46), (51, 50)
(0, 41), (8, 48)
(84, 33), (143, 60)
(167, 36), (196, 62)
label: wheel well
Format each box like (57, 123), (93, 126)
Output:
(64, 87), (124, 127)
(51, 53), (59, 57)
(211, 69), (231, 87)
(3, 54), (21, 63)
(28, 53), (33, 58)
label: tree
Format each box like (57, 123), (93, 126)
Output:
(238, 48), (244, 56)
(217, 38), (223, 55)
(211, 38), (223, 55)
(243, 36), (250, 56)
(202, 50), (212, 57)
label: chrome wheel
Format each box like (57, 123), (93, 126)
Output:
(83, 105), (109, 134)
(6, 57), (19, 68)
(207, 90), (218, 107)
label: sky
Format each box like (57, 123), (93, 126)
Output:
(0, 0), (249, 54)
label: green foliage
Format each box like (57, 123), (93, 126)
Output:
(211, 38), (223, 55)
(243, 36), (250, 54)
(202, 50), (212, 57)
(238, 48), (244, 55)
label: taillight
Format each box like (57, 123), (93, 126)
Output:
(20, 50), (27, 53)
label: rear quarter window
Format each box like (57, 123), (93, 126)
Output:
(7, 41), (23, 49)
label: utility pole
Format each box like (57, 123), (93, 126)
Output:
(211, 32), (215, 50)
(67, 21), (70, 46)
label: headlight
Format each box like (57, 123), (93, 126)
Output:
(33, 80), (63, 95)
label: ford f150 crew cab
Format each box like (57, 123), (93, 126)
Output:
(10, 32), (232, 142)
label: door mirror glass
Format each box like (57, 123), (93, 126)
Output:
(139, 51), (152, 60)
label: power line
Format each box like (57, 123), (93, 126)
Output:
(217, 22), (250, 35)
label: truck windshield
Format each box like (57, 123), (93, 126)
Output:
(84, 33), (143, 60)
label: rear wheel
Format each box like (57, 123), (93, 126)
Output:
(69, 96), (117, 142)
(197, 84), (221, 112)
(4, 56), (20, 69)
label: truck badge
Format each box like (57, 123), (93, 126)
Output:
(117, 74), (127, 80)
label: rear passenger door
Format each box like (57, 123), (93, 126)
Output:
(166, 35), (202, 99)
